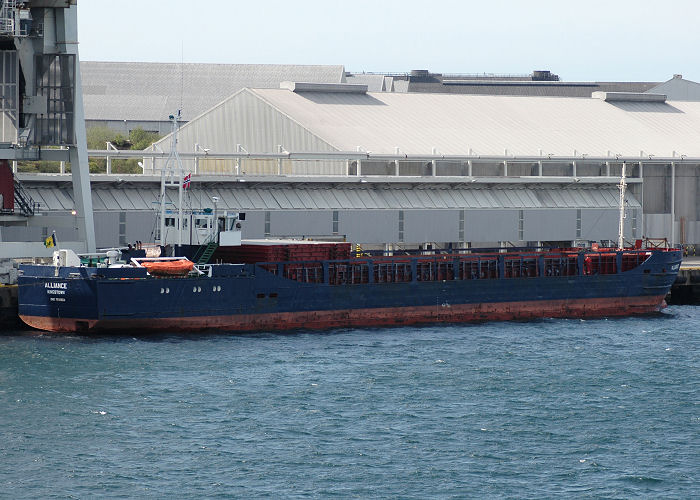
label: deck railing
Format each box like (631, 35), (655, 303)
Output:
(257, 249), (654, 286)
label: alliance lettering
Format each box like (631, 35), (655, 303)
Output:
(45, 282), (67, 295)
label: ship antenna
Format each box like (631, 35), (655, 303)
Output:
(180, 41), (184, 112)
(159, 112), (185, 249)
(617, 161), (627, 250)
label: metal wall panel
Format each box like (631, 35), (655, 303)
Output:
(644, 214), (672, 240)
(581, 208), (618, 241)
(404, 210), (460, 243)
(523, 209), (577, 241)
(269, 211), (333, 237)
(338, 210), (398, 243)
(675, 165), (699, 219)
(94, 211), (119, 247)
(2, 225), (44, 242)
(240, 211), (266, 239)
(465, 210), (519, 242)
(91, 211), (159, 248)
(642, 164), (668, 213)
(686, 221), (700, 244)
(126, 211), (157, 246)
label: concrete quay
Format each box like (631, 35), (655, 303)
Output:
(668, 257), (700, 305)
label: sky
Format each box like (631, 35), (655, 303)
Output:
(77, 0), (700, 83)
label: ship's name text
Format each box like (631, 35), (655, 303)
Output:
(45, 282), (67, 289)
(45, 282), (67, 295)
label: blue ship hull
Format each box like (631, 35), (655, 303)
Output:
(17, 249), (682, 333)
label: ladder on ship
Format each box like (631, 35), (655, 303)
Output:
(194, 241), (218, 264)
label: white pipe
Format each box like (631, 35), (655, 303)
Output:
(394, 146), (400, 176)
(618, 162), (627, 250)
(670, 161), (675, 247)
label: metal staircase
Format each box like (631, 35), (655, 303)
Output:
(13, 178), (36, 216)
(194, 241), (218, 264)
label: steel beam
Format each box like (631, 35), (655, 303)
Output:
(86, 149), (700, 164)
(59, 5), (95, 252)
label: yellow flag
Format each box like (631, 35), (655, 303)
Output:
(44, 234), (55, 248)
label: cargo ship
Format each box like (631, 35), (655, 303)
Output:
(16, 241), (682, 333)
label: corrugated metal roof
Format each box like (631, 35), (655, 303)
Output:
(344, 74), (387, 92)
(81, 62), (345, 122)
(409, 81), (658, 97)
(24, 187), (638, 211)
(646, 76), (700, 101)
(247, 88), (700, 158)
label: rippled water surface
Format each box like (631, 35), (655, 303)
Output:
(1, 306), (698, 498)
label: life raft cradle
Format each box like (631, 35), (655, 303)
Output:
(131, 257), (195, 277)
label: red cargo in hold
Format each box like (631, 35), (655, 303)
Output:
(216, 242), (352, 263)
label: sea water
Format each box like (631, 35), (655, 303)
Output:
(1, 306), (698, 498)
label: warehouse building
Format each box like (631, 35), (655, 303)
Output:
(9, 82), (699, 254)
(80, 62), (673, 135)
(81, 62), (346, 134)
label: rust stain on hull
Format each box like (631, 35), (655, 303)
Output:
(20, 295), (668, 334)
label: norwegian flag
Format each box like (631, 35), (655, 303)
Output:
(183, 173), (191, 189)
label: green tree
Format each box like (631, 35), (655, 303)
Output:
(18, 126), (162, 173)
(84, 126), (162, 173)
(17, 160), (64, 173)
(129, 128), (161, 150)
(86, 125), (125, 150)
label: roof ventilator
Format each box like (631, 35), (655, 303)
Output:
(591, 91), (667, 103)
(280, 81), (368, 94)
